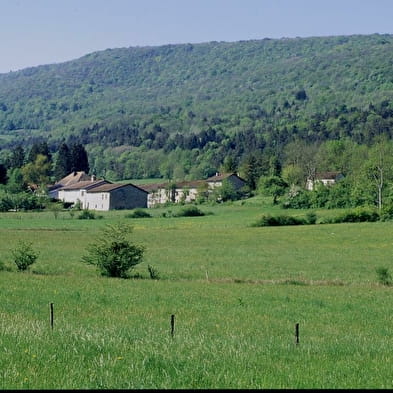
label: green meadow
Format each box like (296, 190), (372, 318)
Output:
(1, 200), (393, 389)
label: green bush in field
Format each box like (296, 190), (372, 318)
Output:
(125, 209), (152, 218)
(78, 209), (103, 220)
(251, 213), (311, 227)
(11, 241), (39, 271)
(321, 207), (379, 224)
(376, 267), (392, 286)
(174, 205), (205, 217)
(305, 211), (318, 224)
(379, 204), (393, 221)
(82, 222), (145, 278)
(147, 264), (160, 280)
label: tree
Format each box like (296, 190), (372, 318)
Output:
(363, 138), (393, 210)
(219, 179), (241, 202)
(281, 164), (304, 187)
(12, 241), (39, 271)
(0, 163), (7, 185)
(9, 145), (25, 169)
(53, 142), (72, 180)
(21, 154), (52, 186)
(258, 175), (288, 204)
(6, 168), (28, 193)
(82, 223), (145, 278)
(70, 143), (89, 173)
(240, 153), (263, 191)
(28, 142), (52, 164)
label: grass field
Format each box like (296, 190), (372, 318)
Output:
(1, 200), (393, 389)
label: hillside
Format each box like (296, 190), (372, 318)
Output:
(0, 33), (393, 180)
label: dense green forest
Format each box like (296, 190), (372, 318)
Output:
(0, 33), (393, 187)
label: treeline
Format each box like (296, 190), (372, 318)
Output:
(0, 141), (89, 193)
(80, 100), (393, 182)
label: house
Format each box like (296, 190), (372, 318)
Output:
(305, 171), (344, 191)
(84, 183), (148, 211)
(48, 171), (94, 199)
(206, 172), (246, 190)
(57, 179), (110, 208)
(139, 172), (246, 207)
(140, 181), (206, 208)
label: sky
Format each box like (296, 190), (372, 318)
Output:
(0, 0), (392, 74)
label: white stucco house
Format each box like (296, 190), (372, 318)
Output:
(48, 171), (94, 199)
(56, 179), (148, 211)
(305, 171), (344, 191)
(57, 179), (110, 208)
(84, 183), (148, 211)
(140, 172), (246, 207)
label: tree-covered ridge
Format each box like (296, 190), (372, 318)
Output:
(0, 34), (393, 182)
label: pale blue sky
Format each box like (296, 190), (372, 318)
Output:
(0, 0), (392, 73)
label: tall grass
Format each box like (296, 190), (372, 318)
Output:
(0, 204), (393, 388)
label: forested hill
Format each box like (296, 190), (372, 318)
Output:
(1, 33), (393, 180)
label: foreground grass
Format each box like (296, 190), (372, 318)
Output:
(1, 274), (393, 389)
(0, 203), (393, 388)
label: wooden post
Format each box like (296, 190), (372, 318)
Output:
(171, 314), (175, 338)
(295, 322), (299, 344)
(50, 303), (54, 330)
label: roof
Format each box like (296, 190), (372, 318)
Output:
(315, 171), (343, 180)
(173, 180), (207, 188)
(60, 179), (110, 191)
(55, 171), (92, 186)
(87, 183), (148, 194)
(206, 172), (245, 182)
(138, 182), (168, 192)
(139, 180), (207, 192)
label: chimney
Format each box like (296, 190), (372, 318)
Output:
(91, 174), (96, 181)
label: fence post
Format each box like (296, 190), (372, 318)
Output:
(50, 302), (54, 330)
(171, 314), (175, 338)
(295, 322), (299, 344)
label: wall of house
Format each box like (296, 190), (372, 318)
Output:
(58, 189), (85, 206)
(226, 175), (246, 190)
(109, 186), (147, 210)
(85, 192), (110, 211)
(147, 189), (170, 207)
(207, 175), (245, 190)
(174, 187), (199, 203)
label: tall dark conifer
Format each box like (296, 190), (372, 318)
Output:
(70, 143), (89, 173)
(0, 163), (8, 184)
(53, 143), (72, 180)
(28, 142), (52, 164)
(10, 145), (25, 169)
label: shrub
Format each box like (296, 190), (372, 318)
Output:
(78, 210), (100, 220)
(82, 223), (145, 278)
(175, 205), (205, 217)
(321, 207), (379, 224)
(379, 204), (393, 221)
(305, 211), (317, 224)
(0, 260), (12, 272)
(282, 188), (312, 209)
(376, 267), (392, 286)
(125, 209), (152, 219)
(147, 264), (160, 280)
(251, 214), (307, 227)
(12, 241), (39, 271)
